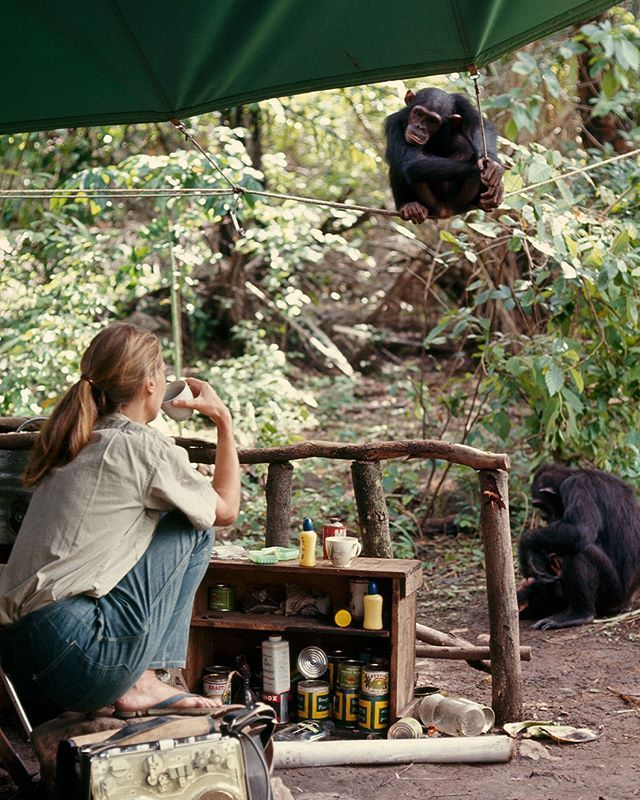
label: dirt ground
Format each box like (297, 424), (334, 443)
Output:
(278, 592), (640, 800)
(2, 592), (638, 800)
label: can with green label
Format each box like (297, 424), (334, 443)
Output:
(208, 583), (235, 611)
(358, 692), (389, 732)
(327, 650), (347, 691)
(337, 659), (362, 690)
(333, 687), (359, 727)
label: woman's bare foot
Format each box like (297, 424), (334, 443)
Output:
(114, 670), (222, 712)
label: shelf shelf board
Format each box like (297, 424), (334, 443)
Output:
(191, 610), (389, 637)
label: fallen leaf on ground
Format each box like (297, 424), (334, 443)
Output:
(504, 720), (602, 743)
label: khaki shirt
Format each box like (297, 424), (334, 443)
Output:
(0, 414), (217, 625)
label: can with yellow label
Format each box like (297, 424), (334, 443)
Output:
(297, 680), (330, 720)
(358, 692), (389, 732)
(333, 687), (359, 727)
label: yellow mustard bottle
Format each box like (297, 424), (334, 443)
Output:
(363, 580), (383, 630)
(298, 517), (317, 567)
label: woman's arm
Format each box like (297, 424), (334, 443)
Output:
(176, 379), (241, 527)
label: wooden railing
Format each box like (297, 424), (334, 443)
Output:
(0, 419), (522, 723)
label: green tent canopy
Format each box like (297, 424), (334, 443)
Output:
(1, 0), (616, 135)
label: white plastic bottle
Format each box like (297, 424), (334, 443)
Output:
(261, 635), (291, 694)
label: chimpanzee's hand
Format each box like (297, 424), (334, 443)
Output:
(478, 158), (504, 210)
(516, 577), (534, 612)
(399, 201), (429, 224)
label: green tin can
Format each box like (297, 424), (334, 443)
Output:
(337, 659), (362, 690)
(358, 692), (389, 732)
(327, 650), (348, 691)
(208, 583), (235, 611)
(333, 687), (359, 727)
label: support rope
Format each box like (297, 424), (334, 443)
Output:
(469, 65), (489, 162)
(0, 133), (638, 215)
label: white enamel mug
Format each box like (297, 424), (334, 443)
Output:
(326, 536), (362, 567)
(162, 379), (194, 421)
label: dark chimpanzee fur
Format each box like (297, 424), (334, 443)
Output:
(518, 464), (640, 630)
(384, 87), (504, 223)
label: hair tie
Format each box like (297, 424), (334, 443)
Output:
(80, 374), (94, 387)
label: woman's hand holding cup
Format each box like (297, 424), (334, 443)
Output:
(163, 378), (231, 427)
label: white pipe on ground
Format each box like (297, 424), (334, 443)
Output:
(273, 735), (515, 768)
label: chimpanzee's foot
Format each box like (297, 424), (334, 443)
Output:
(531, 610), (595, 630)
(399, 201), (429, 224)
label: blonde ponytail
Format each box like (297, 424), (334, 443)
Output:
(23, 323), (163, 487)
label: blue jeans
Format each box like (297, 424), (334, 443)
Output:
(0, 511), (213, 714)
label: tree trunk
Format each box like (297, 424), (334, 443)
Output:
(350, 460), (393, 558)
(265, 462), (293, 546)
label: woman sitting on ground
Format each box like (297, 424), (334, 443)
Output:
(0, 322), (240, 718)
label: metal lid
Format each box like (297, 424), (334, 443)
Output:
(296, 646), (329, 679)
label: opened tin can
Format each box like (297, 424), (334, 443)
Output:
(360, 664), (389, 696)
(208, 583), (235, 611)
(297, 680), (330, 720)
(296, 646), (328, 679)
(322, 518), (347, 559)
(387, 717), (424, 739)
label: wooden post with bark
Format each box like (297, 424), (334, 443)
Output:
(350, 460), (393, 558)
(265, 461), (293, 546)
(478, 468), (523, 724)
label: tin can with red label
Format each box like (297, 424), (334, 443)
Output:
(262, 690), (289, 723)
(202, 667), (232, 704)
(322, 518), (347, 559)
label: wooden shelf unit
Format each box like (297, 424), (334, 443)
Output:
(186, 557), (422, 719)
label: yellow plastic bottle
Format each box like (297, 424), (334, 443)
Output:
(363, 580), (383, 630)
(298, 517), (317, 567)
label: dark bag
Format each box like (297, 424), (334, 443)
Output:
(56, 704), (276, 800)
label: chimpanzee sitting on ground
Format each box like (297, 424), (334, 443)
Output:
(517, 464), (640, 630)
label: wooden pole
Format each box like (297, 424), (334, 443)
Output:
(416, 644), (531, 661)
(0, 427), (511, 472)
(265, 462), (293, 546)
(478, 469), (523, 724)
(350, 460), (393, 558)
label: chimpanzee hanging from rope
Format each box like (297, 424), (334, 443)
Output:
(384, 86), (504, 223)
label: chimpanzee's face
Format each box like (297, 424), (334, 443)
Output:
(405, 105), (441, 146)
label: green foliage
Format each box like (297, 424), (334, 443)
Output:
(197, 323), (318, 448)
(424, 134), (640, 478)
(479, 7), (639, 143)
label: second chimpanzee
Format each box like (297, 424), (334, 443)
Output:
(518, 464), (640, 630)
(384, 87), (504, 223)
